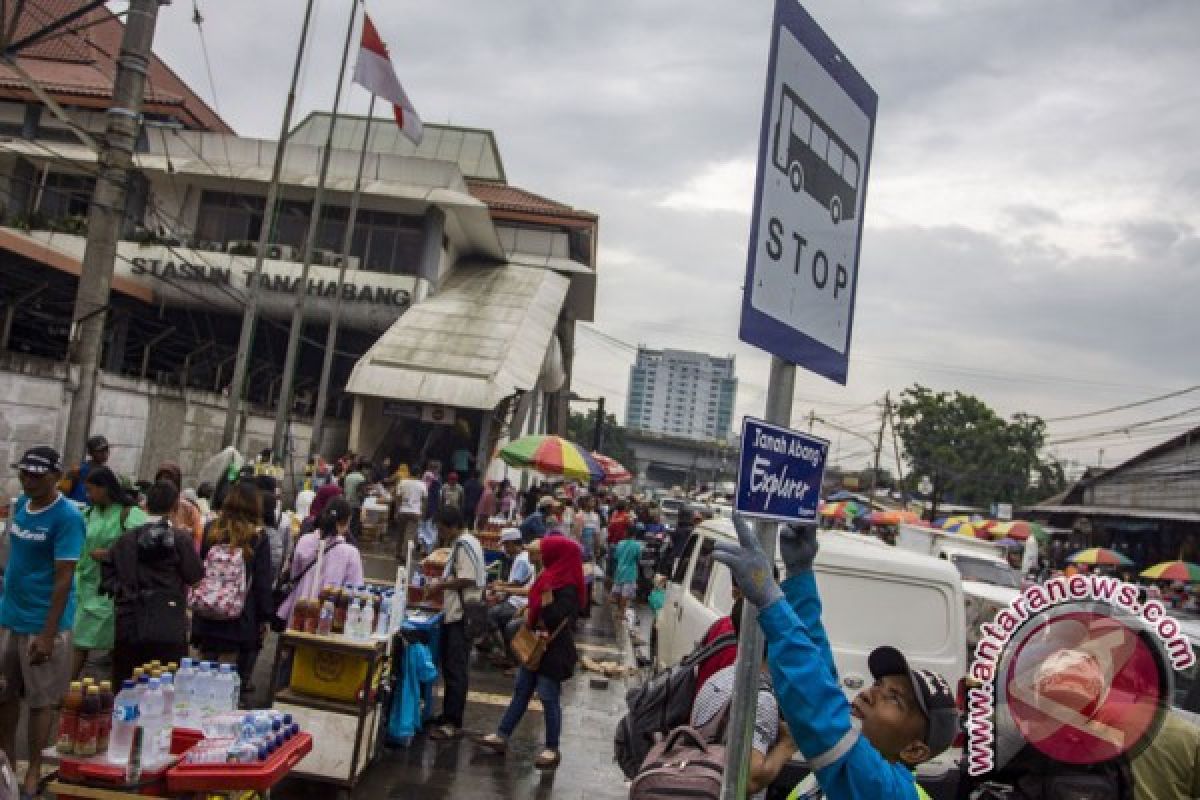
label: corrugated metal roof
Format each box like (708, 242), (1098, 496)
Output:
(345, 263), (569, 409)
(1025, 505), (1200, 523)
(290, 113), (506, 183)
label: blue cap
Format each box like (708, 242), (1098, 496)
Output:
(121, 679), (135, 690)
(138, 675), (149, 684)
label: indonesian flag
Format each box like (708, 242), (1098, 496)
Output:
(353, 14), (424, 145)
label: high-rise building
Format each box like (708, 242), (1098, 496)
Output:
(626, 347), (737, 440)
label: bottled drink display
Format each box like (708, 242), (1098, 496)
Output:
(98, 680), (114, 753)
(108, 680), (140, 765)
(139, 678), (166, 766)
(57, 681), (83, 754)
(174, 658), (196, 725)
(75, 685), (101, 756)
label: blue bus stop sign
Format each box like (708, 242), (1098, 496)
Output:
(738, 1), (878, 384)
(735, 416), (829, 523)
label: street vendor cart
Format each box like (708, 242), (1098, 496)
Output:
(267, 631), (388, 790)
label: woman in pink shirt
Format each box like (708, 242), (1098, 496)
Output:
(277, 497), (364, 625)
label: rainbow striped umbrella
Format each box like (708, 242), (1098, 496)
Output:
(1068, 547), (1133, 567)
(1140, 561), (1200, 582)
(498, 435), (604, 482)
(591, 452), (633, 485)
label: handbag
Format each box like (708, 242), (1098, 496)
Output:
(510, 590), (566, 671)
(132, 587), (188, 645)
(511, 617), (569, 671)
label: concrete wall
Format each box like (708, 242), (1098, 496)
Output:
(0, 353), (349, 501)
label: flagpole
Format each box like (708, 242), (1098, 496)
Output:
(221, 0), (317, 448)
(310, 94), (375, 458)
(270, 0), (360, 464)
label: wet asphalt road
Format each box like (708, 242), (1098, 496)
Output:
(273, 545), (640, 799)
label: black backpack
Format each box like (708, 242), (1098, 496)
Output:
(966, 745), (1134, 800)
(614, 626), (738, 779)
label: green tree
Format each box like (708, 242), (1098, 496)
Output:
(894, 385), (1057, 519)
(567, 410), (634, 471)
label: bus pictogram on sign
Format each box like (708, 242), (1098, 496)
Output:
(772, 84), (860, 225)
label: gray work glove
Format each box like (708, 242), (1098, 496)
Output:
(780, 523), (819, 578)
(713, 514), (784, 610)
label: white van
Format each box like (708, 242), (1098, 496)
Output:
(653, 519), (967, 699)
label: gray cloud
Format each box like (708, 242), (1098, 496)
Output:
(147, 0), (1200, 468)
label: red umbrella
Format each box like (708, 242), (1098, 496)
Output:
(591, 452), (633, 485)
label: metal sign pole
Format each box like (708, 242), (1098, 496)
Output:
(721, 356), (794, 800)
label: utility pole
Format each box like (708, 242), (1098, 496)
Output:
(221, 0), (318, 448)
(592, 396), (606, 452)
(886, 392), (907, 504)
(271, 0), (360, 463)
(868, 392), (887, 500)
(722, 356), (793, 800)
(62, 0), (163, 468)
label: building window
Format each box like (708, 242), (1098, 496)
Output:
(38, 172), (96, 219)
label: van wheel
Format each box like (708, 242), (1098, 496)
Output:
(830, 196), (842, 224)
(789, 163), (804, 193)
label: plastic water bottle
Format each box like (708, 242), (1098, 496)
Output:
(360, 601), (375, 641)
(194, 662), (213, 715)
(229, 666), (242, 709)
(317, 600), (334, 635)
(108, 681), (139, 765)
(135, 674), (150, 706)
(174, 659), (195, 726)
(140, 678), (166, 766)
(160, 673), (175, 730)
(346, 600), (363, 640)
(374, 594), (390, 638)
(215, 665), (237, 712)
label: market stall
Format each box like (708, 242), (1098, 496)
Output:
(45, 667), (313, 800)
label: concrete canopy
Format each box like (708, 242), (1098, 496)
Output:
(345, 263), (569, 410)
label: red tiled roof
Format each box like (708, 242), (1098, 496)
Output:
(467, 180), (597, 223)
(0, 0), (232, 133)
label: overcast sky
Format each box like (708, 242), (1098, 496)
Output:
(148, 0), (1200, 474)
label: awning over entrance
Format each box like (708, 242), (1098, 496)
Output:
(0, 227), (153, 303)
(345, 262), (569, 410)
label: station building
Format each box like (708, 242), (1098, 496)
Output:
(0, 2), (598, 492)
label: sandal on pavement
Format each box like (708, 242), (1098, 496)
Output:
(428, 724), (462, 741)
(534, 749), (561, 770)
(473, 733), (507, 754)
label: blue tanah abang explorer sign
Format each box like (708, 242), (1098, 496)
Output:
(735, 416), (829, 522)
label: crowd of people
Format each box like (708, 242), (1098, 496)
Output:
(11, 437), (1197, 798)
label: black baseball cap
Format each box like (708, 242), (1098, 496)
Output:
(12, 446), (65, 475)
(86, 435), (109, 452)
(868, 646), (959, 756)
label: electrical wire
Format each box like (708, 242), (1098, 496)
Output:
(1043, 384), (1200, 423)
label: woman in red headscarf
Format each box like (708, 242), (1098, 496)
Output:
(474, 536), (582, 770)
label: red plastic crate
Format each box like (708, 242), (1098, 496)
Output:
(170, 727), (205, 755)
(166, 732), (312, 792)
(56, 753), (171, 795)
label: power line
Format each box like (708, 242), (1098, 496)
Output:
(1045, 405), (1200, 446)
(1044, 384), (1200, 423)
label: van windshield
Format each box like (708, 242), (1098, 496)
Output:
(951, 554), (1021, 589)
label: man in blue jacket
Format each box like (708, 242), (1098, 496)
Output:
(714, 516), (958, 800)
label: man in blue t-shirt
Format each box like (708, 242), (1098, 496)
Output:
(0, 446), (85, 797)
(64, 434), (110, 505)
